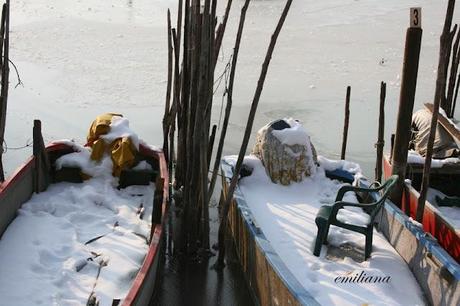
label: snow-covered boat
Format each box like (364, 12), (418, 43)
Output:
(220, 119), (459, 305)
(0, 120), (168, 306)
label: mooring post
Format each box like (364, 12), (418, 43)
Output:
(340, 86), (351, 160)
(375, 82), (386, 183)
(390, 8), (423, 206)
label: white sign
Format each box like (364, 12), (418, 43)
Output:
(410, 7), (422, 28)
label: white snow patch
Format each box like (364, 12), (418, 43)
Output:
(407, 150), (460, 168)
(101, 116), (140, 150)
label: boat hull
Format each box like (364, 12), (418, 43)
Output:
(0, 142), (169, 306)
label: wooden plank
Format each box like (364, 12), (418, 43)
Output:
(424, 102), (460, 142)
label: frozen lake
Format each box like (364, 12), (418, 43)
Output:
(4, 0), (459, 177)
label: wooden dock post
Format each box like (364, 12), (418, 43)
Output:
(390, 8), (422, 206)
(375, 82), (386, 183)
(340, 86), (351, 160)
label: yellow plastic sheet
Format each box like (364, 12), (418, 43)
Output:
(86, 113), (137, 176)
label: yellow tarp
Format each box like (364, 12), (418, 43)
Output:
(86, 113), (137, 176)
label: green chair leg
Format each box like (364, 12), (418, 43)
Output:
(365, 230), (373, 260)
(314, 222), (326, 256)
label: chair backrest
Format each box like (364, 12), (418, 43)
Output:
(368, 175), (399, 220)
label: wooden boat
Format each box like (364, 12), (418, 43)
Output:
(383, 103), (460, 263)
(221, 157), (460, 305)
(0, 122), (168, 306)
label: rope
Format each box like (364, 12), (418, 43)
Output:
(1, 139), (33, 154)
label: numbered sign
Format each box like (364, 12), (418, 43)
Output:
(410, 7), (422, 28)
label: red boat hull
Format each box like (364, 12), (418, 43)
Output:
(383, 157), (460, 262)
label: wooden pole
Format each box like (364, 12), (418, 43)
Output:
(375, 82), (386, 183)
(162, 10), (173, 161)
(446, 25), (460, 117)
(340, 86), (351, 160)
(0, 1), (9, 182)
(390, 9), (423, 206)
(216, 0), (293, 268)
(207, 124), (217, 169)
(416, 1), (456, 222)
(208, 0), (251, 205)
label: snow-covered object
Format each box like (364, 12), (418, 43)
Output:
(101, 116), (140, 150)
(252, 118), (317, 185)
(407, 150), (460, 168)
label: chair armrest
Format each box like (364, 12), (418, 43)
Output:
(330, 200), (374, 216)
(335, 184), (383, 202)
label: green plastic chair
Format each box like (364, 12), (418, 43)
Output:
(313, 175), (399, 260)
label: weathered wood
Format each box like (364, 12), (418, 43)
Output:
(0, 2), (9, 182)
(375, 82), (386, 183)
(216, 0), (294, 267)
(446, 25), (460, 117)
(208, 0), (251, 205)
(417, 0), (455, 222)
(214, 0), (233, 62)
(390, 24), (423, 206)
(340, 86), (351, 160)
(207, 124), (217, 169)
(32, 120), (50, 193)
(162, 10), (173, 161)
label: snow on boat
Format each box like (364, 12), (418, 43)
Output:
(0, 118), (168, 306)
(220, 119), (459, 305)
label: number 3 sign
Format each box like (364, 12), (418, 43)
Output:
(410, 7), (422, 28)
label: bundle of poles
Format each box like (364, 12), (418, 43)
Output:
(0, 0), (10, 182)
(162, 0), (293, 258)
(162, 0), (233, 255)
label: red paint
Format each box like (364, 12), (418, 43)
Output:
(383, 157), (460, 262)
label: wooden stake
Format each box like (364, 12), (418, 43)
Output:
(0, 2), (9, 182)
(416, 0), (456, 222)
(390, 11), (423, 206)
(216, 0), (294, 268)
(162, 10), (173, 161)
(208, 0), (251, 205)
(446, 25), (460, 117)
(340, 86), (351, 160)
(375, 82), (386, 183)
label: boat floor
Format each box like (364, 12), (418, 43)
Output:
(0, 173), (154, 306)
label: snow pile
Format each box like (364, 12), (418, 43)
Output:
(0, 147), (154, 306)
(225, 155), (424, 306)
(101, 116), (140, 150)
(317, 155), (362, 174)
(407, 150), (460, 167)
